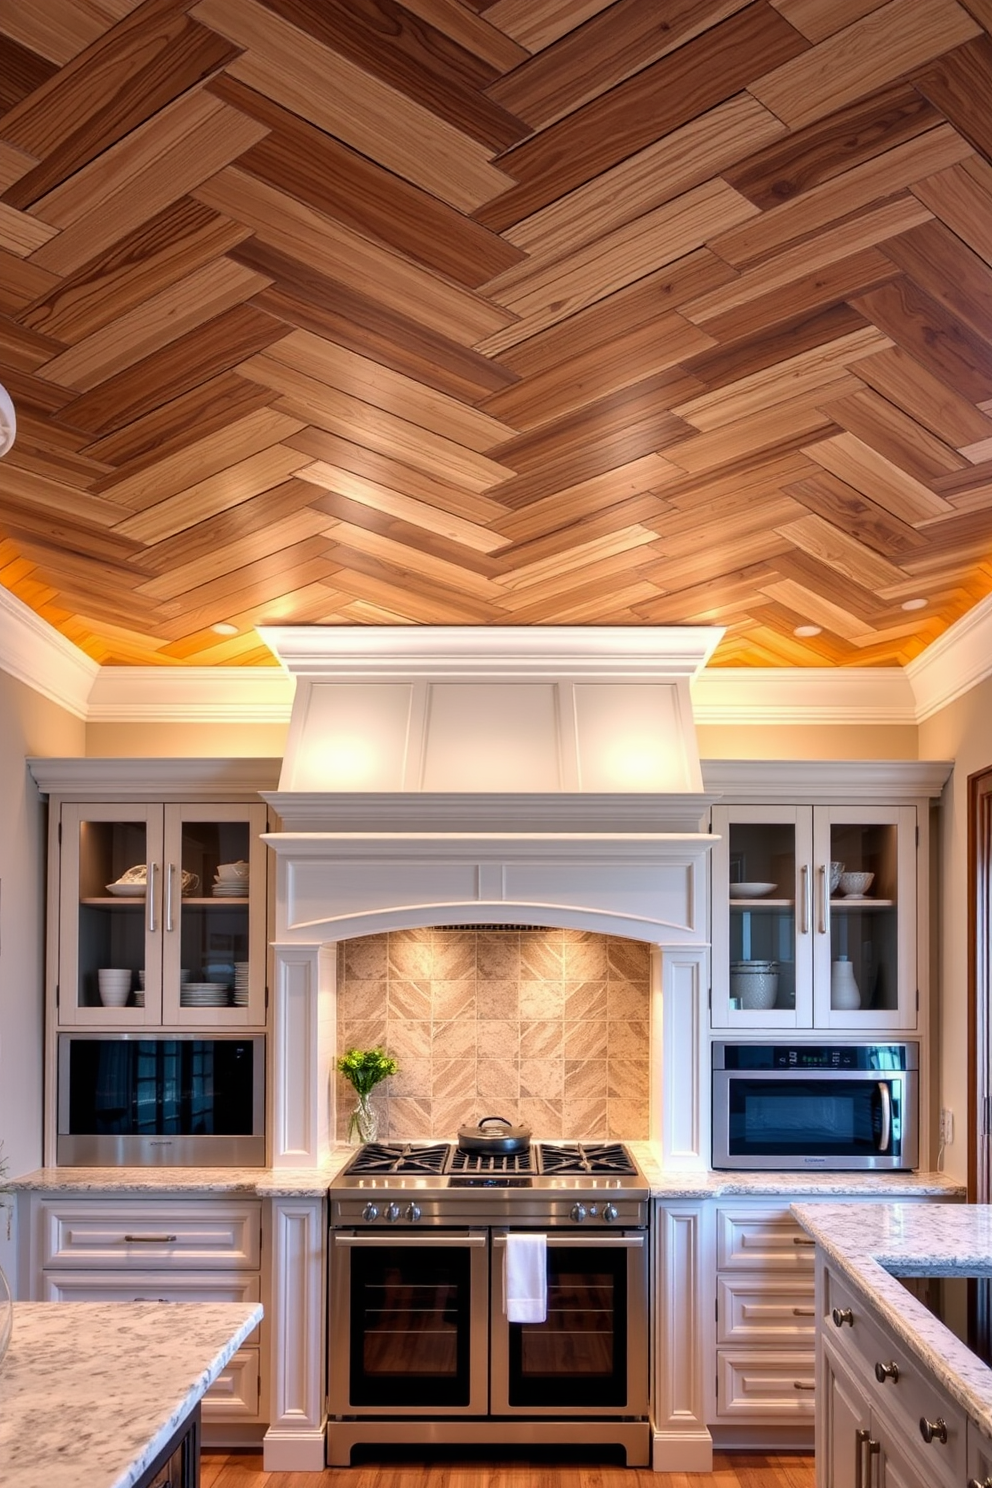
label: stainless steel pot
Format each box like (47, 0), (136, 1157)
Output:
(456, 1115), (532, 1155)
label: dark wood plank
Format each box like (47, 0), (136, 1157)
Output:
(723, 81), (941, 209)
(852, 277), (992, 405)
(784, 470), (931, 557)
(1, 5), (240, 208)
(684, 302), (871, 392)
(58, 303), (287, 437)
(474, 3), (809, 230)
(883, 218), (992, 346)
(0, 32), (59, 113)
(252, 0), (530, 151)
(913, 33), (992, 163)
(207, 73), (524, 290)
(81, 373), (275, 467)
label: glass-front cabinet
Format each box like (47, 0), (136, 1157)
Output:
(56, 801), (267, 1027)
(711, 803), (917, 1031)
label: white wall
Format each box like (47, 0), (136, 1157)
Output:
(0, 668), (84, 1287)
(919, 673), (992, 1190)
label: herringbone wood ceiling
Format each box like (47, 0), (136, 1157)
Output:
(1, 0), (992, 669)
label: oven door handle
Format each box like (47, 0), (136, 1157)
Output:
(492, 1234), (645, 1249)
(877, 1081), (892, 1153)
(333, 1234), (488, 1247)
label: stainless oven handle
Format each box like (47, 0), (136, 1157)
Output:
(334, 1234), (487, 1247)
(492, 1234), (645, 1249)
(877, 1081), (892, 1153)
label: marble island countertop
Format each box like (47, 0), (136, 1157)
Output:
(0, 1300), (262, 1488)
(9, 1150), (965, 1199)
(792, 1202), (992, 1438)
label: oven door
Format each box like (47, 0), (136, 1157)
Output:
(489, 1231), (649, 1417)
(712, 1069), (918, 1169)
(328, 1229), (489, 1417)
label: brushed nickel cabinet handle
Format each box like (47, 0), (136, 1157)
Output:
(793, 1235), (815, 1245)
(919, 1417), (947, 1445)
(793, 1380), (815, 1390)
(832, 1306), (854, 1327)
(874, 1361), (899, 1383)
(855, 1427), (871, 1488)
(124, 1233), (177, 1243)
(817, 863), (828, 934)
(793, 1306), (816, 1316)
(800, 863), (810, 935)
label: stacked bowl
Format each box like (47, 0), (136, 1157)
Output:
(213, 860), (249, 897)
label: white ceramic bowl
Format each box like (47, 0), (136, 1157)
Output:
(216, 861), (250, 882)
(840, 871), (874, 897)
(729, 882), (777, 898)
(829, 861), (845, 893)
(97, 969), (131, 1006)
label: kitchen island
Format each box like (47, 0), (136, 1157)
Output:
(0, 1301), (262, 1488)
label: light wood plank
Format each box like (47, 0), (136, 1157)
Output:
(776, 512), (910, 587)
(0, 200), (58, 257)
(112, 444), (314, 544)
(0, 0), (138, 65)
(913, 155), (992, 270)
(190, 0), (514, 212)
(482, 0), (615, 52)
(294, 463), (510, 554)
(802, 432), (955, 522)
(751, 0), (981, 131)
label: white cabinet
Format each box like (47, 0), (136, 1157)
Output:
(711, 803), (918, 1031)
(818, 1264), (967, 1488)
(53, 800), (267, 1027)
(22, 1194), (265, 1424)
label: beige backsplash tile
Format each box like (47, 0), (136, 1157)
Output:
(336, 929), (650, 1142)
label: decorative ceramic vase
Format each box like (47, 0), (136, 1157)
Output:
(349, 1092), (379, 1144)
(831, 955), (861, 1010)
(0, 1261), (12, 1366)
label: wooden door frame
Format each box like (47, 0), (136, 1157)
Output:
(968, 766), (992, 1202)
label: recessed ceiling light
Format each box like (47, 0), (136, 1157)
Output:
(793, 624), (822, 637)
(212, 622), (239, 636)
(901, 598), (927, 611)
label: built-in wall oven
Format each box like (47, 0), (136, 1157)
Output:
(711, 1041), (919, 1170)
(327, 1141), (650, 1465)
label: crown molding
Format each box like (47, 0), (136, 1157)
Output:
(0, 585), (97, 718)
(85, 665), (296, 722)
(690, 665), (918, 724)
(905, 590), (992, 720)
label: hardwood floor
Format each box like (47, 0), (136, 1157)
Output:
(200, 1449), (815, 1488)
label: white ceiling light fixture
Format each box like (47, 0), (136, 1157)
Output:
(0, 383), (16, 458)
(901, 598), (928, 611)
(212, 622), (239, 635)
(794, 624), (822, 637)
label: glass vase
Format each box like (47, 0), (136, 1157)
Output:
(349, 1092), (379, 1145)
(0, 1261), (12, 1366)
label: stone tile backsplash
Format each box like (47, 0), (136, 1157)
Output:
(335, 927), (651, 1142)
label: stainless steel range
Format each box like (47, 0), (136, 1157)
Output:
(327, 1140), (651, 1466)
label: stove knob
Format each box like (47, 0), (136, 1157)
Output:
(570, 1204), (587, 1223)
(405, 1204), (422, 1224)
(603, 1203), (619, 1223)
(361, 1203), (379, 1223)
(385, 1203), (402, 1223)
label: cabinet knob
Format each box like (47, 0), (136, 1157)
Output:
(919, 1417), (948, 1445)
(874, 1360), (899, 1384)
(966, 1477), (992, 1488)
(832, 1306), (854, 1327)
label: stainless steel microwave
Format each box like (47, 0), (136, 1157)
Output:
(711, 1042), (919, 1170)
(58, 1032), (266, 1166)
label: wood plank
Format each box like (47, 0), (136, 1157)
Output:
(711, 123), (973, 269)
(503, 94), (787, 265)
(0, 245), (60, 314)
(1, 8), (239, 208)
(491, 467), (675, 545)
(148, 541), (344, 634)
(20, 197), (252, 343)
(683, 194), (933, 325)
(239, 354), (515, 492)
(852, 277), (992, 404)
(321, 521), (505, 601)
(134, 507), (338, 598)
(684, 301), (873, 393)
(913, 156), (992, 270)
(482, 0), (615, 52)
(819, 386), (968, 481)
(479, 180), (760, 353)
(663, 394), (840, 474)
(27, 93), (269, 276)
(193, 167), (512, 347)
(474, 3), (808, 230)
(397, 0), (529, 72)
(37, 257), (272, 391)
(111, 443), (314, 542)
(321, 554), (499, 623)
(0, 33), (59, 113)
(207, 72), (524, 289)
(97, 406), (306, 508)
(60, 311), (284, 438)
(697, 248), (899, 346)
(723, 80), (941, 209)
(0, 1), (136, 66)
(126, 476), (325, 574)
(246, 0), (528, 152)
(856, 345), (992, 447)
(801, 431), (955, 522)
(301, 487), (508, 575)
(486, 0), (753, 129)
(913, 33), (992, 162)
(297, 466), (509, 554)
(0, 198), (58, 256)
(750, 0), (981, 131)
(772, 0), (900, 45)
(777, 512), (915, 588)
(189, 0), (515, 212)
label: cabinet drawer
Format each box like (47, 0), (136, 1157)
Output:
(717, 1274), (816, 1344)
(36, 1200), (261, 1269)
(715, 1349), (816, 1419)
(40, 1270), (261, 1343)
(203, 1347), (261, 1422)
(716, 1207), (815, 1271)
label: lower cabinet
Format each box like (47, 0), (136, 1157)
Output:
(21, 1195), (265, 1425)
(139, 1404), (200, 1488)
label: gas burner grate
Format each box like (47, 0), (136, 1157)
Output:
(538, 1142), (638, 1176)
(448, 1147), (535, 1175)
(343, 1142), (450, 1176)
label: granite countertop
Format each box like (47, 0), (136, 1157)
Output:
(792, 1201), (992, 1438)
(0, 1300), (261, 1488)
(10, 1150), (964, 1200)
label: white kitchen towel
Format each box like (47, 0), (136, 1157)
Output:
(503, 1233), (547, 1323)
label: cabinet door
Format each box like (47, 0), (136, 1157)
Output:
(160, 803), (267, 1027)
(819, 1337), (872, 1488)
(57, 803), (166, 1025)
(811, 807), (917, 1031)
(712, 805), (814, 1027)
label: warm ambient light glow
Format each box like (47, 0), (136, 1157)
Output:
(901, 598), (928, 611)
(793, 624), (822, 637)
(212, 622), (239, 635)
(303, 738), (381, 788)
(604, 740), (680, 789)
